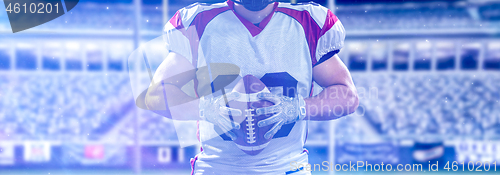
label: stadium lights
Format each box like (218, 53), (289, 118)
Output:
(44, 42), (61, 48)
(16, 43), (34, 48)
(65, 42), (80, 50)
(86, 44), (99, 51)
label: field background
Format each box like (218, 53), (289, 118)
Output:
(1, 0), (500, 174)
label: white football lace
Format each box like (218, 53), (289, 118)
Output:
(245, 109), (256, 144)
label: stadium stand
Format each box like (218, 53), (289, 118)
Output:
(338, 7), (477, 30)
(0, 0), (499, 143)
(0, 73), (133, 141)
(1, 0), (500, 172)
(336, 73), (500, 140)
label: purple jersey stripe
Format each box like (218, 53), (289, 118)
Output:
(276, 7), (339, 66)
(276, 7), (321, 66)
(320, 10), (338, 37)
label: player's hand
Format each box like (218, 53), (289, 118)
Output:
(255, 93), (307, 139)
(199, 93), (242, 140)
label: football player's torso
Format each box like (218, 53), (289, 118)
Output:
(197, 10), (314, 96)
(193, 7), (312, 174)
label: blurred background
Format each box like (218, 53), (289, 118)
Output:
(0, 0), (500, 174)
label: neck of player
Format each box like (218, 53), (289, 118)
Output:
(234, 3), (274, 24)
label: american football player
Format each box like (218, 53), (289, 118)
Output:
(144, 0), (359, 174)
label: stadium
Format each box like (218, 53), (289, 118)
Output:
(0, 0), (500, 174)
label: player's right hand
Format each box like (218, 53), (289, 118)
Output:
(199, 93), (242, 140)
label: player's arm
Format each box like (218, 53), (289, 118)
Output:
(144, 52), (201, 121)
(306, 54), (359, 120)
(255, 54), (357, 138)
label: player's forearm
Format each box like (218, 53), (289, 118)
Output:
(304, 84), (359, 121)
(145, 83), (200, 121)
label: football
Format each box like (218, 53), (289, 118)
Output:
(226, 74), (275, 156)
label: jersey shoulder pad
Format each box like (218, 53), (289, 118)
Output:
(277, 2), (329, 27)
(177, 2), (228, 27)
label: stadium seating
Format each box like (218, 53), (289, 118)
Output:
(2, 66), (499, 142)
(337, 5), (498, 31)
(333, 73), (500, 140)
(1, 2), (500, 169)
(0, 73), (133, 141)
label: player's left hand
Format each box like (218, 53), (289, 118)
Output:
(255, 93), (307, 139)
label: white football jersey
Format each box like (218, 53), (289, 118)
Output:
(163, 0), (345, 174)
